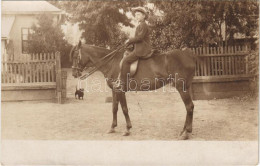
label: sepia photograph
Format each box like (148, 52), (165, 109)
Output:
(1, 0), (259, 165)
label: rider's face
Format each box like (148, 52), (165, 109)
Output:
(135, 12), (145, 22)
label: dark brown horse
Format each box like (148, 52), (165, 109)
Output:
(70, 41), (197, 139)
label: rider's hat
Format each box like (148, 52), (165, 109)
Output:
(131, 7), (149, 20)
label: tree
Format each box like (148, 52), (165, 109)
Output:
(54, 1), (146, 49)
(151, 1), (259, 50)
(28, 14), (72, 67)
(50, 1), (258, 51)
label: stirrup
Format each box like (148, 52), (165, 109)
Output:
(112, 80), (122, 89)
(112, 80), (125, 91)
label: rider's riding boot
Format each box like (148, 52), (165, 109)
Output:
(112, 70), (129, 92)
(113, 77), (127, 92)
(113, 54), (135, 92)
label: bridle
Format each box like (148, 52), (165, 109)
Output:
(71, 47), (84, 72)
(72, 44), (126, 80)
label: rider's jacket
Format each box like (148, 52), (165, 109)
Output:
(128, 20), (152, 57)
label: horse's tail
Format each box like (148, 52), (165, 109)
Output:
(184, 48), (202, 63)
(194, 53), (202, 64)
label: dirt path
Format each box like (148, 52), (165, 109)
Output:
(1, 70), (258, 140)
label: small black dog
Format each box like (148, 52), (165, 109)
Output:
(75, 87), (84, 100)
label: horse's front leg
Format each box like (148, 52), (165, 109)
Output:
(119, 92), (132, 136)
(107, 91), (119, 133)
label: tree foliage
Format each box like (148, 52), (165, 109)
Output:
(150, 1), (259, 50)
(50, 1), (258, 51)
(54, 0), (145, 49)
(28, 14), (72, 67)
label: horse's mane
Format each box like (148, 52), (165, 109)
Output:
(69, 44), (111, 61)
(83, 44), (111, 52)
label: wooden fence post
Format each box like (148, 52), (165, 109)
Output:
(61, 70), (67, 100)
(245, 53), (249, 74)
(55, 51), (62, 104)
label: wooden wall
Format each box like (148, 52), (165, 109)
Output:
(192, 76), (253, 100)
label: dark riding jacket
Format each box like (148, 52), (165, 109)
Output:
(127, 20), (151, 57)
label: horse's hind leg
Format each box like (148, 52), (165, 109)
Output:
(107, 91), (119, 133)
(176, 84), (194, 140)
(119, 92), (132, 136)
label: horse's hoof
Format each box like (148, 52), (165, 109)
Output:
(107, 128), (116, 134)
(178, 130), (190, 140)
(122, 131), (130, 136)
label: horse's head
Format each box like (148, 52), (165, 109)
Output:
(70, 41), (87, 78)
(70, 41), (93, 78)
(70, 42), (117, 78)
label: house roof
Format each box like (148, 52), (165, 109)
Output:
(2, 1), (62, 14)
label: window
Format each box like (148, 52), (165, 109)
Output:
(21, 28), (33, 54)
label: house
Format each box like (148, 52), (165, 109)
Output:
(1, 1), (63, 61)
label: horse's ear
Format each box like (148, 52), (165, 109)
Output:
(78, 40), (82, 48)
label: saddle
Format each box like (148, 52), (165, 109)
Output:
(119, 50), (158, 76)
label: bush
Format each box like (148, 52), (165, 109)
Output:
(28, 14), (72, 68)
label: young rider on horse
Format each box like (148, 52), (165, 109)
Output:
(114, 7), (152, 91)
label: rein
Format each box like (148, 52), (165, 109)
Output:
(79, 45), (125, 80)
